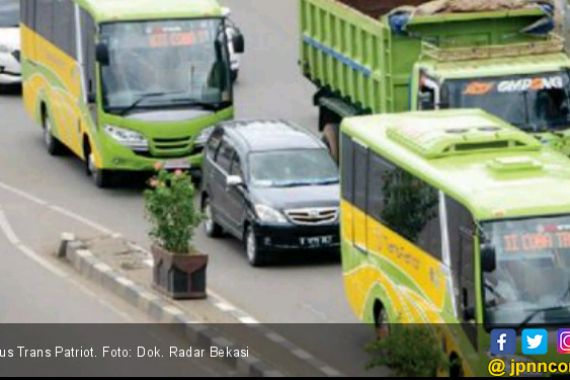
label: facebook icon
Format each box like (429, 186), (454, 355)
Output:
(490, 329), (516, 355)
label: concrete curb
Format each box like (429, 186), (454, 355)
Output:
(59, 233), (285, 377)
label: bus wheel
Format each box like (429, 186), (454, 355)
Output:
(374, 303), (390, 340)
(84, 143), (113, 188)
(42, 111), (64, 156)
(449, 354), (464, 377)
(322, 123), (339, 164)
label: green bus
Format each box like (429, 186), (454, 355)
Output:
(340, 109), (570, 375)
(20, 0), (243, 187)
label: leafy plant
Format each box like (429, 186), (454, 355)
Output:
(366, 324), (449, 377)
(144, 165), (201, 254)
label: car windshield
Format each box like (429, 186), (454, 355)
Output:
(249, 149), (339, 188)
(446, 72), (570, 132)
(483, 215), (570, 327)
(0, 0), (19, 28)
(100, 19), (231, 114)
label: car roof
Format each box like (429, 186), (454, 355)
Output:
(219, 119), (324, 153)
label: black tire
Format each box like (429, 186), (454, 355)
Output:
(374, 303), (390, 340)
(231, 69), (239, 83)
(85, 143), (114, 188)
(203, 197), (223, 238)
(245, 225), (266, 267)
(42, 110), (65, 156)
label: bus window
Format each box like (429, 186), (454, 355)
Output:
(340, 133), (355, 242)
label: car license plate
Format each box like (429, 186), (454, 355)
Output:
(164, 159), (191, 170)
(299, 235), (334, 248)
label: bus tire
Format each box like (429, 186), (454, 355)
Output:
(449, 354), (464, 377)
(84, 142), (113, 188)
(42, 109), (64, 156)
(374, 301), (390, 340)
(322, 123), (339, 164)
(245, 225), (267, 267)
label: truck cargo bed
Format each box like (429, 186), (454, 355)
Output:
(338, 0), (428, 19)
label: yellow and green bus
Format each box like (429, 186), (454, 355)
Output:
(340, 109), (570, 375)
(20, 0), (243, 187)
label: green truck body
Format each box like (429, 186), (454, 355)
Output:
(299, 0), (570, 156)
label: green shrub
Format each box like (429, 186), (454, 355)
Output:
(366, 324), (449, 377)
(144, 167), (201, 254)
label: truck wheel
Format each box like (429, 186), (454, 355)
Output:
(203, 197), (223, 238)
(322, 123), (339, 163)
(245, 226), (266, 267)
(42, 111), (64, 156)
(84, 143), (113, 188)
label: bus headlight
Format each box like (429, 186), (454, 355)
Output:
(254, 204), (287, 224)
(194, 127), (214, 147)
(104, 125), (149, 152)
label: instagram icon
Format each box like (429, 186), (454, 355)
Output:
(558, 329), (570, 354)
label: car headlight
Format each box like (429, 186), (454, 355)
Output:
(104, 125), (149, 152)
(254, 204), (287, 224)
(194, 127), (214, 147)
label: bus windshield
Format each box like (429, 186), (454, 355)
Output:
(0, 0), (19, 28)
(100, 19), (231, 114)
(446, 72), (570, 132)
(483, 215), (570, 327)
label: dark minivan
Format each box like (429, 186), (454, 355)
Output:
(201, 120), (340, 266)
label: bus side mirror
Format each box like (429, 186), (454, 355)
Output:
(95, 43), (110, 66)
(481, 244), (496, 273)
(233, 33), (245, 54)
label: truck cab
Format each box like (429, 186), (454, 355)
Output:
(412, 49), (570, 155)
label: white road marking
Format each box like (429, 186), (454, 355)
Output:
(0, 207), (134, 322)
(0, 208), (67, 277)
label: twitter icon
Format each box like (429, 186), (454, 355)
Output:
(522, 329), (548, 355)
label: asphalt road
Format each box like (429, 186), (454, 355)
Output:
(0, 0), (380, 376)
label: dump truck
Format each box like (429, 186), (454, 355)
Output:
(299, 0), (570, 159)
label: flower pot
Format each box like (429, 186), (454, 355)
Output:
(151, 244), (208, 300)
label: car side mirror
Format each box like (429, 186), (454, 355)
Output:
(95, 43), (110, 66)
(481, 243), (496, 273)
(226, 175), (243, 188)
(233, 33), (245, 54)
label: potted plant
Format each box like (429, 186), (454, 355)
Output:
(366, 323), (449, 377)
(144, 165), (206, 299)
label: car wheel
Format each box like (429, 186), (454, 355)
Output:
(43, 112), (64, 156)
(203, 198), (223, 238)
(86, 149), (113, 189)
(231, 69), (239, 83)
(245, 226), (266, 267)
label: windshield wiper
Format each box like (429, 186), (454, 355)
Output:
(169, 98), (227, 111)
(517, 303), (570, 330)
(119, 92), (169, 116)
